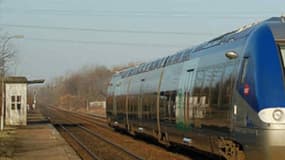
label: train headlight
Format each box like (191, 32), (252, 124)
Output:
(273, 109), (283, 121)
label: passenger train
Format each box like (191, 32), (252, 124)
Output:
(107, 17), (285, 160)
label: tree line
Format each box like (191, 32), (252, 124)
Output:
(37, 62), (140, 111)
(37, 65), (113, 111)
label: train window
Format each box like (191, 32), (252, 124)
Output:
(160, 57), (168, 67)
(132, 69), (135, 75)
(153, 61), (158, 69)
(172, 54), (178, 63)
(156, 59), (161, 68)
(129, 69), (133, 76)
(171, 55), (177, 64)
(123, 71), (128, 78)
(182, 50), (191, 61)
(157, 58), (163, 68)
(165, 57), (170, 66)
(135, 67), (139, 74)
(166, 55), (175, 66)
(165, 56), (171, 66)
(177, 52), (184, 62)
(106, 96), (114, 116)
(192, 64), (235, 128)
(131, 69), (136, 75)
(149, 61), (155, 70)
(221, 63), (235, 105)
(240, 57), (249, 84)
(137, 64), (143, 73)
(147, 63), (152, 71)
(159, 91), (176, 123)
(148, 62), (153, 71)
(142, 64), (146, 72)
(142, 63), (147, 72)
(126, 70), (131, 77)
(174, 53), (181, 63)
(153, 60), (160, 69)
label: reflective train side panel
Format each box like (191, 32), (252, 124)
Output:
(106, 17), (285, 160)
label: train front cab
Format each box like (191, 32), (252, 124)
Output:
(233, 21), (285, 160)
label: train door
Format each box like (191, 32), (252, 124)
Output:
(125, 78), (132, 130)
(108, 78), (121, 125)
(177, 58), (199, 128)
(114, 80), (122, 123)
(111, 91), (117, 120)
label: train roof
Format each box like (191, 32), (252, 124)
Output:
(117, 16), (285, 78)
(266, 17), (285, 41)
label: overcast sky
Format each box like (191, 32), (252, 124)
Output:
(0, 0), (284, 80)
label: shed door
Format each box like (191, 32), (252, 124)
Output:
(10, 95), (23, 125)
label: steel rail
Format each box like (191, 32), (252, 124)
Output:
(60, 124), (101, 160)
(47, 106), (109, 129)
(69, 113), (109, 129)
(45, 107), (144, 160)
(78, 125), (144, 160)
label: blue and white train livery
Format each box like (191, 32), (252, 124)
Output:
(107, 16), (285, 160)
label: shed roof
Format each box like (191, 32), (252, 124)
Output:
(4, 76), (45, 84)
(5, 76), (28, 83)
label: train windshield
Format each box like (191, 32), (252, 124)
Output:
(280, 45), (285, 67)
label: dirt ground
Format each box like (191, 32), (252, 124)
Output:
(0, 127), (16, 160)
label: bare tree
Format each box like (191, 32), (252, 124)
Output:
(0, 34), (18, 130)
(0, 34), (18, 76)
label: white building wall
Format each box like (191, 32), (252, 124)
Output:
(5, 83), (27, 125)
(89, 101), (106, 108)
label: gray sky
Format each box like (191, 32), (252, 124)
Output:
(0, 0), (284, 80)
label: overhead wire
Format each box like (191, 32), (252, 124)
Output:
(24, 37), (189, 48)
(0, 24), (214, 36)
(1, 7), (274, 19)
(1, 8), (270, 47)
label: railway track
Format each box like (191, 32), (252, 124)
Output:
(70, 111), (108, 128)
(41, 105), (215, 160)
(45, 106), (109, 129)
(59, 124), (100, 160)
(43, 106), (144, 160)
(58, 124), (144, 160)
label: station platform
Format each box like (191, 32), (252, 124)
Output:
(0, 118), (81, 160)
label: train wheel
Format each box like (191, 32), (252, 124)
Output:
(160, 132), (170, 147)
(217, 138), (245, 160)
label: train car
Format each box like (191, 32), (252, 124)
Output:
(106, 16), (285, 160)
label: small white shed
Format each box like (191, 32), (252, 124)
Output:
(4, 77), (28, 126)
(3, 77), (45, 126)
